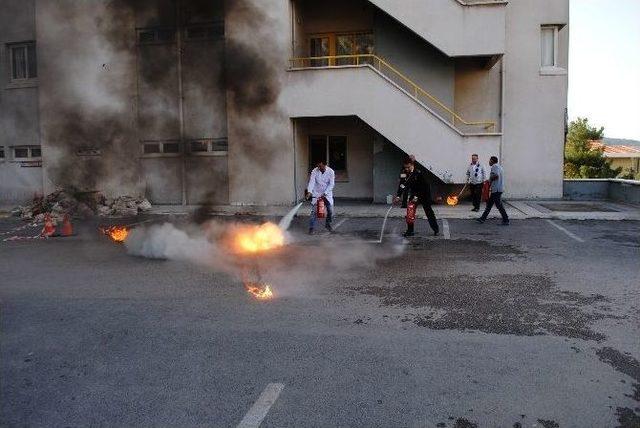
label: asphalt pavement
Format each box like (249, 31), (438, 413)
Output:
(1, 215), (639, 427)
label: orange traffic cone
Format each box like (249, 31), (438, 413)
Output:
(60, 214), (73, 237)
(41, 213), (56, 237)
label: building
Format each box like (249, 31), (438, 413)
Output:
(0, 0), (569, 206)
(592, 140), (640, 174)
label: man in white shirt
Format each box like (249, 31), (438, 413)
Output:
(305, 160), (335, 234)
(466, 153), (486, 212)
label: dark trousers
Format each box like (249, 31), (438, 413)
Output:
(480, 192), (509, 223)
(407, 202), (439, 234)
(470, 183), (483, 210)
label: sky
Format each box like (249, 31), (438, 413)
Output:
(569, 0), (640, 141)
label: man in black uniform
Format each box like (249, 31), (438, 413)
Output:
(394, 157), (439, 237)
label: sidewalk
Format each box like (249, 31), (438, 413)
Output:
(150, 200), (640, 221)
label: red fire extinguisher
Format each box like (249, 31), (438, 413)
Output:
(316, 197), (326, 218)
(482, 181), (490, 202)
(406, 199), (417, 225)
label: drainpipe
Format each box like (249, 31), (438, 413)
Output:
(176, 0), (187, 205)
(292, 120), (298, 203)
(499, 55), (505, 162)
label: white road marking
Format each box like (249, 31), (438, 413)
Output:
(237, 383), (285, 428)
(333, 218), (348, 230)
(441, 219), (450, 240)
(546, 219), (585, 243)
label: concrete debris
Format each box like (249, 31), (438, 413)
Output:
(12, 189), (152, 222)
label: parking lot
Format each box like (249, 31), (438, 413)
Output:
(1, 214), (639, 427)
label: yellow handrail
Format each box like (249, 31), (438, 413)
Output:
(289, 54), (496, 132)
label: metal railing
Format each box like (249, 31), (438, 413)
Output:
(289, 54), (496, 133)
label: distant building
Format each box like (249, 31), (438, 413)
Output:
(0, 0), (569, 206)
(591, 140), (640, 173)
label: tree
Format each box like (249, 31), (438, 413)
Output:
(564, 118), (621, 179)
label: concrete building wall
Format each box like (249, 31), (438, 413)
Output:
(226, 0), (294, 205)
(294, 116), (375, 201)
(374, 11), (455, 107)
(454, 57), (502, 133)
(368, 0), (506, 57)
(35, 0), (141, 197)
(373, 137), (406, 203)
(502, 0), (569, 198)
(0, 0), (43, 204)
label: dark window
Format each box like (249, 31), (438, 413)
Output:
(157, 28), (176, 43)
(163, 142), (180, 153)
(9, 42), (37, 80)
(328, 136), (347, 171)
(211, 138), (228, 151)
(0, 148), (5, 158)
(138, 28), (175, 45)
(309, 136), (347, 173)
(14, 147), (29, 158)
(139, 31), (156, 43)
(190, 141), (208, 152)
(31, 147), (42, 158)
(309, 136), (327, 168)
(143, 143), (161, 154)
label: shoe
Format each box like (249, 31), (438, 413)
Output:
(433, 230), (439, 236)
(472, 208), (479, 212)
(326, 224), (333, 232)
(499, 221), (510, 226)
(308, 228), (314, 235)
(476, 218), (485, 224)
(402, 231), (415, 238)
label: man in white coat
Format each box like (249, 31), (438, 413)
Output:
(305, 160), (335, 234)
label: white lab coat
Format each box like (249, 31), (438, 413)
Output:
(307, 166), (335, 206)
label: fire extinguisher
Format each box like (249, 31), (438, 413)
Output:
(316, 197), (326, 218)
(406, 198), (417, 225)
(482, 181), (490, 202)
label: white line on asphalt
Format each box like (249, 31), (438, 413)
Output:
(237, 383), (285, 428)
(441, 219), (451, 240)
(333, 218), (348, 230)
(546, 219), (585, 243)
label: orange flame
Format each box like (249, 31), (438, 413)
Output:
(232, 222), (284, 254)
(101, 226), (129, 242)
(446, 195), (459, 206)
(245, 283), (274, 300)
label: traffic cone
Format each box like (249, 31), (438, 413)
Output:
(41, 213), (56, 237)
(60, 214), (73, 237)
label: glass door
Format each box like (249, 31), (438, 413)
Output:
(309, 36), (330, 67)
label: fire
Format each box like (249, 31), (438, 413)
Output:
(446, 195), (459, 206)
(232, 222), (284, 254)
(245, 283), (274, 300)
(100, 225), (129, 242)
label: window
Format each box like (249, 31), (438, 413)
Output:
(309, 32), (374, 67)
(188, 138), (228, 155)
(12, 146), (41, 160)
(141, 141), (181, 155)
(309, 135), (348, 180)
(137, 28), (176, 45)
(0, 147), (4, 159)
(184, 21), (224, 41)
(541, 26), (558, 68)
(8, 42), (37, 82)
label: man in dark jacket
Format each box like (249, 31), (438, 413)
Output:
(394, 157), (439, 237)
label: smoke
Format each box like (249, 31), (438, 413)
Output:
(124, 218), (404, 296)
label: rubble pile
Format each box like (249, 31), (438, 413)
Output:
(12, 189), (152, 222)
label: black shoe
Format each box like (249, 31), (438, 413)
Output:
(308, 228), (314, 235)
(326, 224), (333, 233)
(476, 218), (485, 224)
(433, 230), (439, 236)
(472, 208), (479, 212)
(402, 231), (415, 238)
